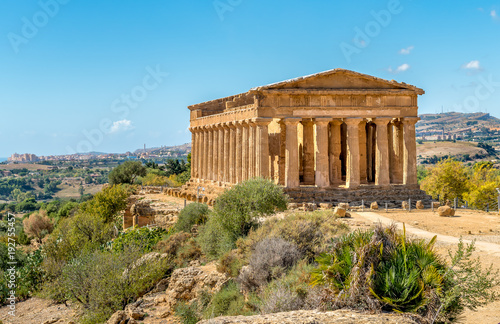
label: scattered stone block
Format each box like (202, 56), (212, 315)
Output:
(416, 200), (424, 209)
(333, 207), (346, 217)
(438, 206), (455, 217)
(319, 203), (332, 210)
(287, 203), (299, 210)
(402, 201), (409, 210)
(432, 202), (440, 209)
(445, 199), (452, 207)
(370, 202), (379, 210)
(338, 203), (349, 210)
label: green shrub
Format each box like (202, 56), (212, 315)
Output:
(175, 301), (200, 324)
(203, 281), (256, 319)
(111, 227), (167, 253)
(238, 210), (348, 262)
(310, 224), (499, 320)
(217, 251), (243, 278)
(175, 203), (209, 232)
(154, 232), (203, 268)
(238, 238), (301, 291)
(198, 178), (288, 258)
(56, 248), (170, 324)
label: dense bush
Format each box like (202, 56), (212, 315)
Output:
(22, 210), (53, 241)
(259, 261), (321, 314)
(310, 224), (499, 321)
(57, 248), (170, 324)
(238, 210), (348, 261)
(154, 232), (203, 268)
(111, 227), (167, 253)
(202, 281), (256, 319)
(175, 203), (209, 232)
(238, 238), (301, 291)
(198, 178), (288, 258)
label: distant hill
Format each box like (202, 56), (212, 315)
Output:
(416, 112), (500, 143)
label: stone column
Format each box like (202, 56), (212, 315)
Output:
(212, 125), (219, 182)
(190, 127), (196, 179)
(392, 120), (404, 184)
(359, 120), (368, 183)
(254, 118), (272, 179)
(223, 123), (230, 183)
(329, 120), (342, 185)
(248, 121), (255, 179)
(197, 127), (203, 181)
(302, 119), (315, 185)
(278, 121), (286, 185)
(366, 123), (375, 183)
(203, 126), (209, 181)
(207, 126), (213, 181)
(403, 117), (419, 186)
(229, 122), (237, 184)
(235, 121), (243, 183)
(241, 121), (249, 181)
(284, 118), (301, 188)
(374, 117), (392, 187)
(388, 122), (395, 184)
(345, 118), (362, 189)
(217, 124), (224, 183)
(315, 117), (331, 187)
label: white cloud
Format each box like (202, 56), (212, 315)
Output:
(109, 119), (134, 134)
(388, 63), (410, 74)
(399, 46), (414, 55)
(491, 10), (497, 19)
(462, 60), (481, 70)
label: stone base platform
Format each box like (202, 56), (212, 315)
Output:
(284, 184), (431, 207)
(166, 180), (431, 208)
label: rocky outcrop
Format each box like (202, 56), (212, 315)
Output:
(124, 197), (180, 229)
(198, 309), (416, 324)
(108, 262), (228, 323)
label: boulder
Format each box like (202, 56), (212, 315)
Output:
(319, 203), (332, 210)
(438, 206), (455, 217)
(303, 203), (317, 211)
(287, 203), (299, 210)
(402, 201), (409, 210)
(416, 200), (424, 209)
(107, 311), (127, 324)
(338, 203), (349, 210)
(370, 202), (379, 210)
(333, 207), (346, 217)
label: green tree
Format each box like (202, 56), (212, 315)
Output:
(421, 158), (470, 201)
(108, 161), (146, 185)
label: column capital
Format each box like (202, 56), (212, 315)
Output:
(301, 118), (314, 126)
(344, 117), (363, 126)
(331, 118), (343, 126)
(282, 117), (302, 126)
(314, 117), (331, 126)
(401, 117), (420, 125)
(252, 117), (273, 126)
(373, 117), (393, 126)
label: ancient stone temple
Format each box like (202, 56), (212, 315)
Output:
(174, 69), (430, 204)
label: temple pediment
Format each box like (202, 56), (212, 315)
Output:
(252, 69), (424, 94)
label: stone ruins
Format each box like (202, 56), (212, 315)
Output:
(172, 69), (430, 204)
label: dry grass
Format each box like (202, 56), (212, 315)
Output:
(0, 163), (52, 171)
(54, 184), (104, 199)
(417, 141), (486, 159)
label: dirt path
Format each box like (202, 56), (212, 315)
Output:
(348, 211), (500, 324)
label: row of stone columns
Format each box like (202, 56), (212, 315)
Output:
(282, 116), (419, 189)
(190, 118), (272, 184)
(190, 116), (419, 190)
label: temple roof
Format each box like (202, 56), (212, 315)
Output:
(251, 69), (424, 94)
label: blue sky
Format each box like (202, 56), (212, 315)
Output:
(0, 0), (499, 157)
